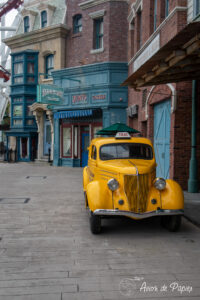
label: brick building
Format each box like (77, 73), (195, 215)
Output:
(51, 0), (129, 167)
(124, 0), (200, 191)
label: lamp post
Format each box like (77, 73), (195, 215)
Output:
(188, 80), (199, 193)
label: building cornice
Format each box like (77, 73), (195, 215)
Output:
(128, 6), (187, 66)
(79, 0), (128, 10)
(3, 24), (69, 50)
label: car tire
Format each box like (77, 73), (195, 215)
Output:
(161, 215), (182, 232)
(90, 213), (101, 234)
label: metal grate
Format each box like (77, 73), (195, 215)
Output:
(124, 172), (155, 213)
(26, 176), (47, 179)
(0, 198), (30, 204)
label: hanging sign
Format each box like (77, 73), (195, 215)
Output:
(37, 84), (64, 105)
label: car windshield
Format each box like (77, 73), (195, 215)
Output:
(100, 143), (153, 160)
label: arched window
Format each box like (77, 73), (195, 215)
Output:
(24, 16), (30, 33)
(73, 14), (82, 33)
(41, 10), (47, 28)
(45, 54), (54, 78)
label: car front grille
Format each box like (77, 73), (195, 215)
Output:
(124, 172), (155, 213)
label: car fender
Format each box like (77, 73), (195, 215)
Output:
(86, 180), (113, 212)
(160, 179), (184, 210)
(146, 179), (184, 211)
(83, 166), (90, 192)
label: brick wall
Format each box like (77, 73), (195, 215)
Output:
(128, 81), (199, 190)
(66, 0), (128, 67)
(126, 0), (197, 189)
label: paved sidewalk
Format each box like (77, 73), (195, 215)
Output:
(184, 192), (200, 227)
(0, 162), (199, 300)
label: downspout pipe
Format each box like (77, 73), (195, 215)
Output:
(188, 80), (199, 193)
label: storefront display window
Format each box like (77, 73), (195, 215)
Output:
(62, 127), (72, 157)
(93, 126), (102, 138)
(74, 126), (78, 158)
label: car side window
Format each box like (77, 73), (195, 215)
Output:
(91, 145), (97, 160)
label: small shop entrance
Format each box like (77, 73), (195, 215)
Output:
(44, 119), (51, 156)
(81, 126), (89, 167)
(154, 99), (171, 179)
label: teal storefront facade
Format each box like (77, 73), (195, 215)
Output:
(51, 62), (128, 167)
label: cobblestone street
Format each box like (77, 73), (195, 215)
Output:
(0, 163), (199, 299)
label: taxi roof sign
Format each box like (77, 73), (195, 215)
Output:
(115, 132), (131, 139)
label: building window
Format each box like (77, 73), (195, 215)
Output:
(165, 0), (169, 17)
(45, 54), (54, 78)
(24, 16), (30, 33)
(194, 0), (200, 17)
(13, 59), (23, 84)
(93, 18), (103, 49)
(13, 119), (23, 126)
(41, 10), (47, 28)
(154, 0), (157, 31)
(137, 10), (142, 50)
(73, 14), (82, 33)
(13, 105), (23, 117)
(62, 126), (72, 157)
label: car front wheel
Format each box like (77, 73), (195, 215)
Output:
(90, 213), (101, 234)
(161, 215), (182, 232)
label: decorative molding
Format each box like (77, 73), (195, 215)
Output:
(128, 0), (142, 23)
(128, 6), (188, 66)
(21, 8), (37, 32)
(3, 24), (69, 49)
(21, 9), (37, 17)
(145, 84), (177, 120)
(89, 9), (106, 19)
(90, 47), (104, 54)
(79, 0), (127, 10)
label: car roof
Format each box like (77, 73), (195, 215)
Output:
(91, 137), (153, 148)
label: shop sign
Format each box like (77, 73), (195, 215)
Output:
(72, 94), (88, 104)
(37, 84), (64, 105)
(92, 94), (106, 101)
(133, 34), (160, 72)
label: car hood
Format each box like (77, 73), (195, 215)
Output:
(98, 159), (156, 175)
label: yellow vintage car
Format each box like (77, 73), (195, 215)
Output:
(83, 132), (184, 234)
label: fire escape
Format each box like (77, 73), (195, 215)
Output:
(0, 0), (24, 136)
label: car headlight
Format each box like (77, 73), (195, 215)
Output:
(154, 178), (166, 191)
(107, 178), (119, 191)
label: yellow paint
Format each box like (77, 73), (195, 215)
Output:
(83, 136), (184, 218)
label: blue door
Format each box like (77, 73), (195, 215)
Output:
(154, 99), (171, 179)
(81, 132), (89, 167)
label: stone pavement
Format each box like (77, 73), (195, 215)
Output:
(0, 162), (199, 300)
(184, 192), (200, 227)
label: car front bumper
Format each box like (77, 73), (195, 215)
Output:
(93, 209), (184, 219)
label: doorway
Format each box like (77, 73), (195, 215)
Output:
(81, 126), (89, 167)
(154, 99), (171, 179)
(44, 119), (51, 156)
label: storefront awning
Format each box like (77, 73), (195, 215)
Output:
(122, 22), (200, 89)
(54, 109), (93, 119)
